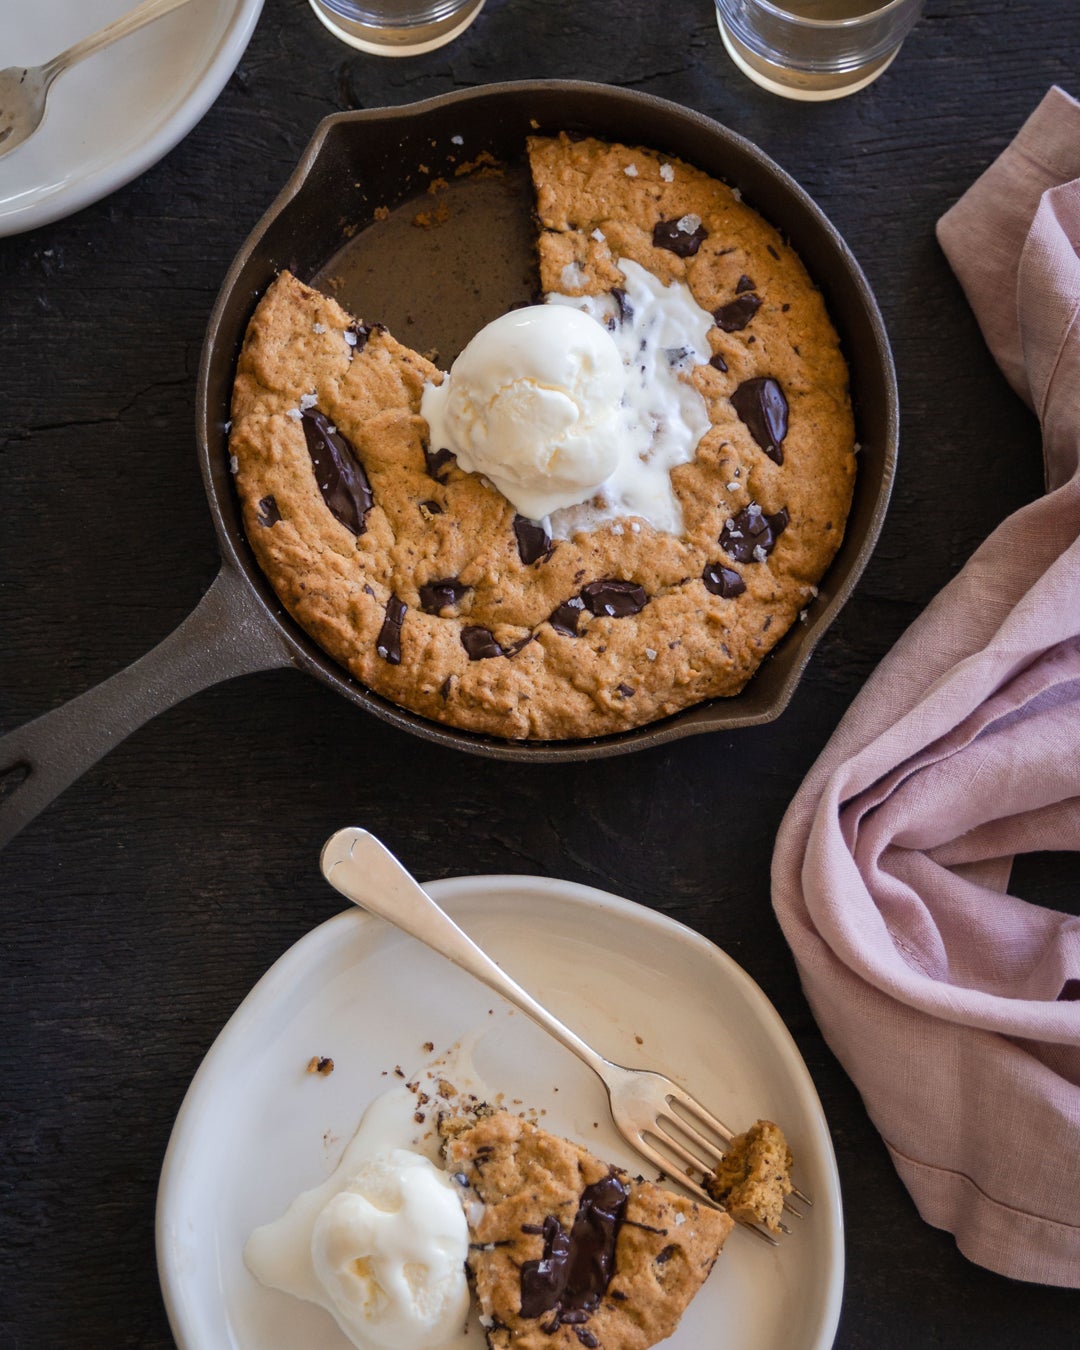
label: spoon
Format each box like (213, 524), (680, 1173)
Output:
(0, 0), (196, 160)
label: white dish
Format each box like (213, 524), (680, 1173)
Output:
(0, 0), (263, 238)
(156, 874), (844, 1350)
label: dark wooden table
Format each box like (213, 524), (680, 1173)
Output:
(3, 0), (1079, 1345)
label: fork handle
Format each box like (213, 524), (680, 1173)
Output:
(43, 0), (196, 82)
(321, 828), (611, 1079)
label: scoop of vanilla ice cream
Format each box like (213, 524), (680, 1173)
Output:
(420, 305), (626, 520)
(308, 1149), (469, 1350)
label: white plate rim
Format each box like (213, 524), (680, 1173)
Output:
(155, 873), (845, 1350)
(0, 0), (265, 238)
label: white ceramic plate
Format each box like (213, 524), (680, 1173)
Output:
(156, 875), (844, 1350)
(0, 0), (263, 237)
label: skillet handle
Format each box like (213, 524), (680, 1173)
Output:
(0, 564), (294, 849)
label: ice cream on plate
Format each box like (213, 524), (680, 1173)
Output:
(244, 1093), (469, 1350)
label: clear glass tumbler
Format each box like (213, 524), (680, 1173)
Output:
(308, 0), (485, 56)
(715, 0), (925, 101)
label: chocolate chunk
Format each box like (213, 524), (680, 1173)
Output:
(419, 577), (471, 614)
(652, 217), (708, 258)
(581, 579), (648, 618)
(549, 595), (586, 636)
(610, 287), (633, 323)
(301, 409), (374, 535)
(255, 494), (280, 527)
(504, 634), (535, 657)
(713, 292), (762, 332)
(615, 683), (635, 698)
(420, 499), (443, 515)
(424, 446), (455, 483)
(519, 1173), (629, 1324)
(719, 503), (789, 563)
(735, 274), (756, 294)
(514, 515), (553, 565)
(730, 377), (788, 464)
(767, 244), (780, 260)
(709, 352), (728, 373)
(460, 626), (504, 660)
(346, 319), (384, 356)
(702, 562), (747, 597)
(376, 595), (406, 664)
(655, 1244), (678, 1265)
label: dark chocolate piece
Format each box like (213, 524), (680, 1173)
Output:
(709, 352), (728, 373)
(702, 562), (747, 597)
(714, 292), (762, 332)
(418, 578), (471, 614)
(424, 446), (456, 483)
(514, 515), (553, 565)
(301, 409), (374, 535)
(719, 503), (789, 563)
(735, 274), (756, 294)
(730, 377), (788, 464)
(420, 499), (443, 515)
(615, 683), (635, 698)
(460, 626), (504, 660)
(581, 579), (648, 618)
(610, 287), (633, 324)
(652, 217), (708, 258)
(346, 319), (384, 356)
(519, 1173), (629, 1326)
(549, 595), (586, 637)
(255, 494), (280, 528)
(375, 595), (406, 664)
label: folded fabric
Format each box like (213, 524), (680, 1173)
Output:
(772, 86), (1080, 1287)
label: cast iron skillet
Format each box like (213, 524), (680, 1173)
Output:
(0, 80), (898, 848)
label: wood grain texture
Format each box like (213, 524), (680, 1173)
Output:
(2, 0), (1079, 1345)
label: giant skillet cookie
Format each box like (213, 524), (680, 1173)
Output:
(228, 134), (856, 740)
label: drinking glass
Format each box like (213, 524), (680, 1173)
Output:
(308, 0), (485, 56)
(715, 0), (925, 101)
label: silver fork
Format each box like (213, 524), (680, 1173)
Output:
(320, 827), (809, 1245)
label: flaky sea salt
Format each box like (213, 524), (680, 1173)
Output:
(343, 329), (357, 347)
(312, 322), (326, 334)
(624, 164), (638, 177)
(229, 454), (238, 474)
(451, 134), (464, 145)
(660, 163), (674, 182)
(799, 608), (809, 622)
(753, 544), (768, 563)
(611, 522), (624, 535)
(286, 407), (302, 421)
(300, 391), (318, 411)
(645, 647), (657, 661)
(630, 521), (641, 532)
(731, 186), (742, 202)
(677, 213), (701, 234)
(726, 481), (739, 491)
(591, 227), (606, 242)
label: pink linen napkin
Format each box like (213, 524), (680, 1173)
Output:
(772, 86), (1080, 1287)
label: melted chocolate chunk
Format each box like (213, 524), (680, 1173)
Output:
(301, 409), (374, 535)
(714, 292), (762, 332)
(581, 579), (648, 619)
(424, 446), (455, 483)
(709, 352), (728, 373)
(549, 595), (586, 637)
(702, 562), (747, 598)
(514, 515), (553, 565)
(460, 626), (504, 660)
(420, 499), (443, 515)
(652, 217), (708, 258)
(735, 274), (756, 294)
(255, 494), (280, 528)
(346, 319), (384, 357)
(418, 578), (471, 614)
(610, 286), (633, 324)
(375, 595), (406, 664)
(719, 504), (789, 563)
(519, 1173), (630, 1325)
(730, 377), (788, 464)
